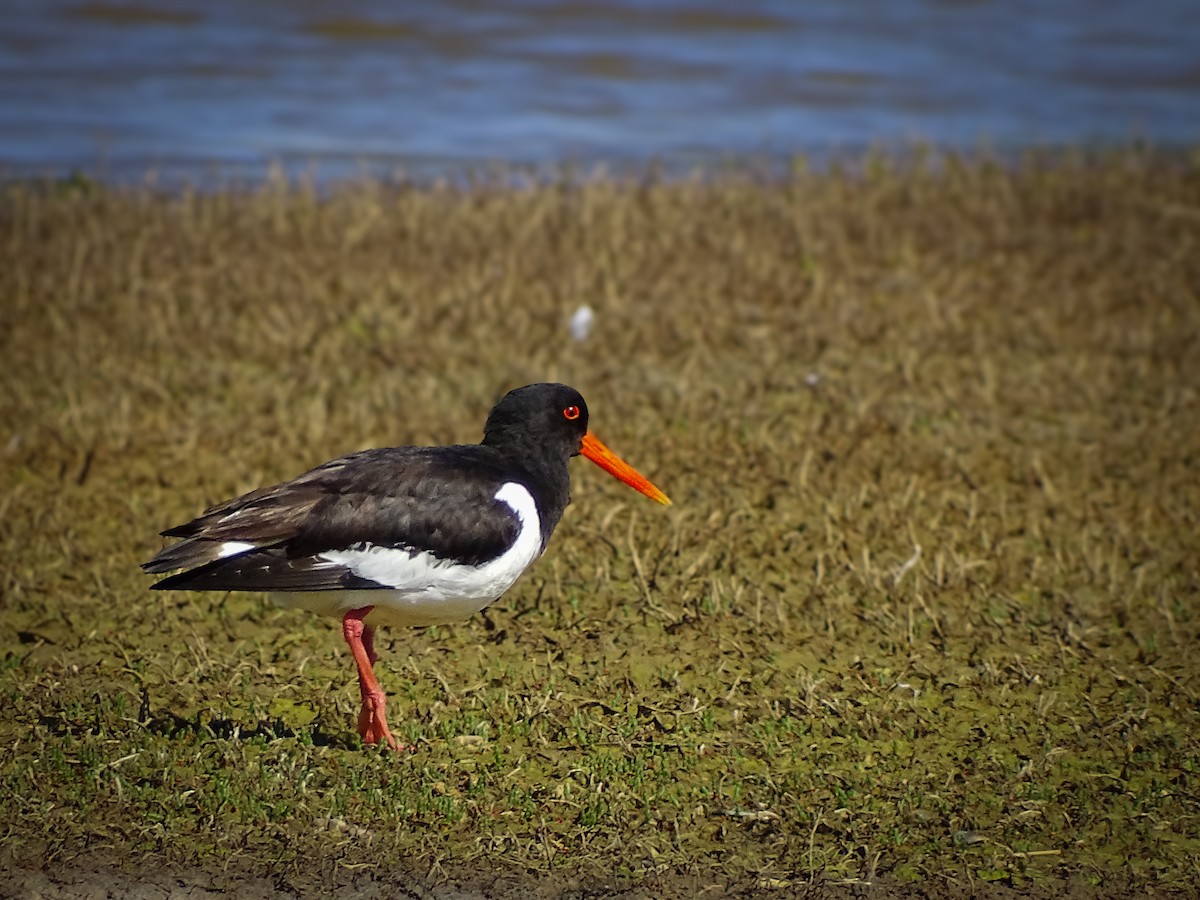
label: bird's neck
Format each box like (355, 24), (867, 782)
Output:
(481, 434), (572, 547)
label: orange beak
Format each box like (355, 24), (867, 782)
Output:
(580, 432), (671, 505)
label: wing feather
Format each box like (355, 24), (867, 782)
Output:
(143, 446), (524, 592)
(149, 548), (385, 592)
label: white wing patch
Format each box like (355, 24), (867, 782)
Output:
(217, 540), (256, 559)
(272, 482), (543, 627)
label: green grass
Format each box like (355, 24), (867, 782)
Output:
(1, 150), (1198, 896)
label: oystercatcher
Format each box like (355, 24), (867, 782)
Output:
(143, 383), (670, 750)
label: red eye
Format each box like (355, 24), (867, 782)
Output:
(563, 405), (580, 421)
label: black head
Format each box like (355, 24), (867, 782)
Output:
(481, 382), (671, 508)
(482, 383), (590, 458)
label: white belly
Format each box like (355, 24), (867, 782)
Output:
(271, 482), (543, 628)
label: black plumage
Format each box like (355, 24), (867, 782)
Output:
(143, 385), (593, 592)
(144, 447), (539, 592)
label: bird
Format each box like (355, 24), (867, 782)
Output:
(142, 383), (670, 750)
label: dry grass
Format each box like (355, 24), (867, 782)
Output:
(1, 151), (1198, 897)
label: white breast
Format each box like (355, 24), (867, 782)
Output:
(271, 482), (544, 627)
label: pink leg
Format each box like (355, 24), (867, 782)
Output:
(362, 622), (378, 666)
(341, 607), (401, 751)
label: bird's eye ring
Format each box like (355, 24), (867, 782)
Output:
(563, 405), (581, 421)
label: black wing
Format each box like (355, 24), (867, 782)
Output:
(147, 548), (388, 592)
(143, 446), (524, 592)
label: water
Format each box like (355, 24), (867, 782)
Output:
(3, 0), (1198, 185)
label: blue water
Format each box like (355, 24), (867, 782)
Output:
(3, 0), (1198, 184)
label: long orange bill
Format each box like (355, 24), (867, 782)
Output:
(580, 432), (671, 506)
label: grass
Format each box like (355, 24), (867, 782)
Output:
(1, 150), (1198, 897)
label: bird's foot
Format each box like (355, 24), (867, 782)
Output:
(357, 689), (406, 752)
